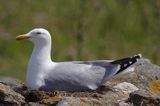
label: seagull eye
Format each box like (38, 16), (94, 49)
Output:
(36, 32), (41, 35)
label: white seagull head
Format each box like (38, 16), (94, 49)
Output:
(16, 28), (51, 45)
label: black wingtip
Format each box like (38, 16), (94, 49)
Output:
(133, 53), (142, 59)
(111, 54), (142, 75)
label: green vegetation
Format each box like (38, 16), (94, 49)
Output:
(0, 0), (159, 80)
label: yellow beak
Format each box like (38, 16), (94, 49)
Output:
(16, 34), (30, 40)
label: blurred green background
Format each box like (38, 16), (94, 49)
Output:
(0, 0), (159, 80)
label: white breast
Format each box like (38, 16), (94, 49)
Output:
(26, 60), (55, 89)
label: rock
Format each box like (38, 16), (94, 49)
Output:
(127, 90), (160, 106)
(0, 82), (25, 105)
(149, 80), (160, 95)
(25, 102), (46, 106)
(113, 82), (139, 94)
(56, 97), (106, 106)
(109, 58), (160, 90)
(101, 82), (137, 105)
(0, 76), (24, 90)
(24, 90), (46, 102)
(117, 101), (131, 106)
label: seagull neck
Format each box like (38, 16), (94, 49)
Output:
(31, 42), (52, 63)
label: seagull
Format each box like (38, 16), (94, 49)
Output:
(16, 28), (142, 92)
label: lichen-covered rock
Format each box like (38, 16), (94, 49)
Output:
(127, 90), (160, 106)
(0, 82), (25, 105)
(56, 97), (106, 106)
(25, 102), (46, 106)
(113, 82), (139, 94)
(101, 82), (138, 105)
(149, 80), (160, 95)
(110, 58), (160, 91)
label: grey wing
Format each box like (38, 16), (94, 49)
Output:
(41, 61), (120, 91)
(41, 55), (141, 91)
(75, 61), (120, 82)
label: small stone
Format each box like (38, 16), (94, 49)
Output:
(0, 82), (25, 105)
(113, 82), (139, 94)
(26, 102), (46, 106)
(127, 90), (160, 106)
(117, 101), (130, 106)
